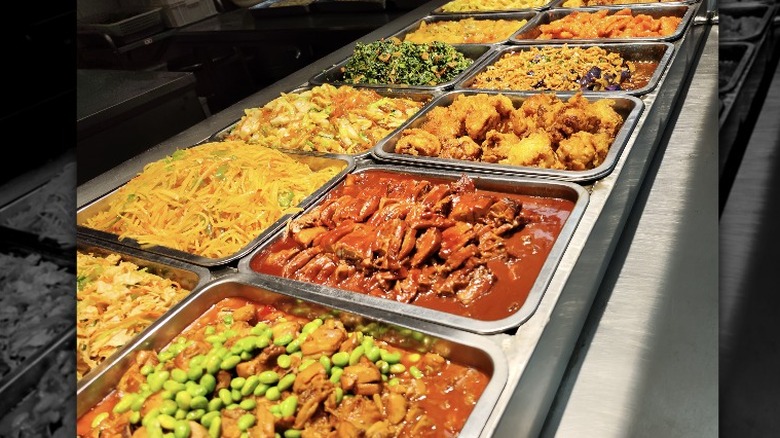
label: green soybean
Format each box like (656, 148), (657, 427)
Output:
(157, 414), (177, 430)
(274, 333), (294, 346)
(164, 380), (185, 394)
(376, 360), (389, 374)
(175, 409), (187, 420)
(171, 369), (188, 383)
(220, 355), (241, 370)
(285, 339), (301, 354)
(284, 430), (303, 438)
(187, 366), (204, 382)
(231, 389), (242, 402)
(191, 396), (209, 410)
(158, 351), (175, 363)
(407, 353), (421, 363)
(265, 386), (281, 401)
(331, 352), (349, 367)
(131, 394), (148, 412)
(348, 346), (364, 366)
(277, 373), (295, 392)
(389, 363), (406, 374)
(204, 326), (216, 336)
(298, 359), (316, 371)
(380, 349), (401, 364)
(409, 365), (423, 379)
(258, 370), (279, 385)
(334, 387), (343, 404)
(186, 409), (205, 421)
(208, 417), (221, 438)
(241, 376), (259, 396)
(319, 356), (331, 374)
(160, 399), (178, 416)
(329, 367), (343, 384)
(140, 364), (155, 376)
(230, 377), (247, 390)
(175, 391), (192, 410)
(149, 371), (170, 392)
(387, 377), (400, 387)
(302, 318), (322, 334)
(161, 390), (174, 400)
(255, 336), (270, 349)
(219, 388), (232, 406)
(240, 351), (253, 361)
(129, 411), (142, 424)
(224, 328), (236, 338)
(238, 414), (255, 431)
(147, 418), (164, 438)
(91, 412), (109, 428)
(365, 346), (381, 363)
(205, 355), (222, 374)
(253, 383), (270, 397)
(277, 354), (292, 369)
(200, 411), (220, 428)
(208, 398), (223, 412)
(174, 420), (191, 438)
(239, 398), (257, 410)
(143, 408), (161, 427)
(279, 395), (298, 417)
(113, 394), (136, 414)
(200, 374), (217, 393)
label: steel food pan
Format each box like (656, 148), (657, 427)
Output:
(388, 12), (539, 45)
(509, 4), (696, 43)
(76, 274), (508, 438)
(308, 44), (495, 93)
(248, 0), (314, 17)
(0, 327), (75, 433)
(547, 0), (696, 7)
(209, 84), (437, 161)
(239, 164), (589, 334)
(431, 0), (557, 15)
(371, 90), (644, 183)
(719, 41), (755, 94)
(76, 149), (355, 268)
(719, 2), (774, 42)
(76, 234), (212, 384)
(455, 41), (675, 96)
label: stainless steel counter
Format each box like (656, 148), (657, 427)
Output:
(539, 25), (718, 437)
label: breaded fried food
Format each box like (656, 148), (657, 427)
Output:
(557, 132), (612, 169)
(500, 131), (564, 169)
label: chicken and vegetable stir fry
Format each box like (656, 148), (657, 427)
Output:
(78, 298), (489, 437)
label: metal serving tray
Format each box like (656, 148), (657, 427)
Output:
(239, 164), (589, 334)
(209, 84), (437, 161)
(719, 2), (775, 42)
(546, 0), (696, 7)
(431, 0), (557, 14)
(371, 90), (644, 183)
(509, 4), (696, 43)
(76, 274), (509, 438)
(719, 41), (755, 94)
(76, 234), (212, 384)
(308, 44), (495, 93)
(0, 327), (75, 428)
(248, 0), (314, 17)
(388, 12), (539, 45)
(76, 149), (355, 268)
(456, 41), (675, 96)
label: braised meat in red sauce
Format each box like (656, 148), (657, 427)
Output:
(251, 170), (575, 320)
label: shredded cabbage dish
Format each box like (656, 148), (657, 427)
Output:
(77, 251), (193, 380)
(80, 141), (345, 259)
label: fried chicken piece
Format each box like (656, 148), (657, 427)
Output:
(440, 136), (482, 161)
(395, 128), (441, 156)
(499, 131), (564, 169)
(421, 106), (463, 140)
(588, 98), (623, 137)
(556, 131), (612, 170)
(509, 108), (538, 138)
(518, 93), (566, 129)
(547, 104), (600, 144)
(481, 130), (516, 163)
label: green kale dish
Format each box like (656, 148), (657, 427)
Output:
(340, 38), (474, 86)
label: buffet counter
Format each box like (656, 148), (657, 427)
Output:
(73, 0), (718, 436)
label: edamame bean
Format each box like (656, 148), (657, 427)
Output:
(238, 414), (255, 431)
(365, 346), (380, 363)
(389, 364), (406, 374)
(149, 371), (170, 392)
(220, 355), (241, 370)
(241, 376), (259, 396)
(175, 391), (192, 410)
(143, 408), (161, 428)
(219, 388), (232, 406)
(284, 430), (302, 438)
(379, 350), (401, 364)
(407, 353), (421, 363)
(258, 370), (279, 385)
(147, 418), (164, 438)
(348, 346), (364, 366)
(131, 394), (148, 412)
(187, 366), (203, 382)
(361, 336), (374, 351)
(204, 326), (216, 336)
(331, 352), (349, 368)
(253, 383), (269, 397)
(164, 380), (185, 394)
(157, 414), (177, 430)
(329, 367), (343, 384)
(274, 333), (294, 346)
(91, 412), (109, 428)
(186, 409), (205, 421)
(224, 329), (237, 338)
(205, 355), (222, 375)
(161, 390), (174, 400)
(200, 374), (217, 393)
(208, 417), (221, 438)
(130, 411), (141, 424)
(265, 386), (281, 401)
(113, 394), (136, 414)
(231, 389), (242, 402)
(334, 387), (343, 404)
(279, 395), (298, 417)
(285, 339), (301, 354)
(230, 377), (246, 390)
(298, 359), (316, 371)
(208, 398), (223, 412)
(277, 354), (292, 369)
(200, 411), (220, 428)
(160, 400), (178, 416)
(277, 373), (295, 392)
(239, 398), (256, 410)
(175, 409), (187, 420)
(191, 396), (209, 410)
(387, 378), (400, 387)
(158, 351), (174, 363)
(319, 356), (331, 374)
(255, 336), (270, 349)
(171, 369), (188, 383)
(174, 420), (191, 438)
(140, 364), (155, 376)
(376, 360), (389, 374)
(240, 351), (253, 361)
(409, 365), (423, 379)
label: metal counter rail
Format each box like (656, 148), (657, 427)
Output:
(77, 1), (715, 436)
